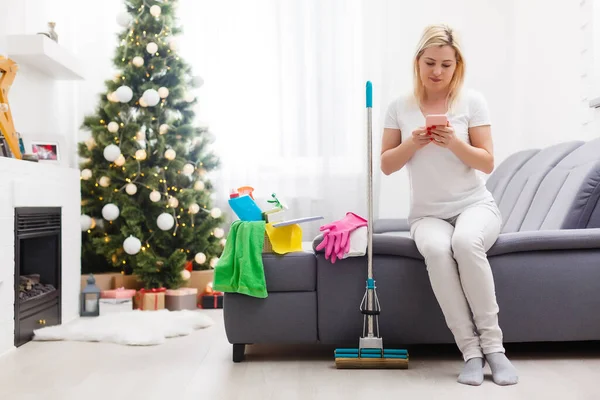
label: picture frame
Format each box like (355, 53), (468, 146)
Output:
(20, 133), (69, 167)
(31, 141), (60, 162)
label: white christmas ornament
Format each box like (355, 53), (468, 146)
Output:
(194, 252), (207, 264)
(184, 93), (195, 103)
(107, 92), (119, 102)
(210, 208), (222, 218)
(107, 122), (119, 133)
(150, 5), (161, 17)
(182, 163), (195, 176)
(189, 203), (200, 214)
(164, 149), (176, 160)
(181, 269), (191, 280)
(99, 176), (111, 187)
(103, 144), (121, 162)
(193, 76), (205, 87)
(116, 12), (132, 27)
(102, 203), (120, 221)
(81, 214), (92, 231)
(115, 85), (133, 103)
(146, 42), (158, 54)
(136, 130), (146, 140)
(139, 97), (148, 107)
(132, 56), (144, 67)
(142, 89), (160, 106)
(210, 257), (219, 268)
(193, 181), (205, 191)
(220, 238), (227, 247)
(114, 154), (126, 167)
(81, 169), (92, 180)
(149, 190), (161, 202)
(159, 124), (169, 135)
(158, 87), (169, 98)
(123, 236), (142, 255)
(157, 213), (175, 231)
(168, 196), (179, 208)
(135, 149), (147, 160)
(213, 228), (225, 239)
(126, 183), (137, 195)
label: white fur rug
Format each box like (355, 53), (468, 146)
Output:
(32, 309), (214, 346)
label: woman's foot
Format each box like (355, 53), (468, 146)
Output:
(485, 352), (518, 385)
(457, 357), (484, 386)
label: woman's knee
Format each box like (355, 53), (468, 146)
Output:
(451, 231), (484, 258)
(419, 239), (453, 262)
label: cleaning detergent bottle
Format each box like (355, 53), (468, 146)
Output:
(228, 189), (263, 221)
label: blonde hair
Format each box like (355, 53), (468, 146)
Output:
(413, 24), (465, 109)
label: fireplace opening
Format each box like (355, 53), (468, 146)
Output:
(14, 207), (62, 347)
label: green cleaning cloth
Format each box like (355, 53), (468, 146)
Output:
(213, 220), (268, 298)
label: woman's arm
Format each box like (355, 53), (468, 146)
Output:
(380, 128), (422, 175)
(447, 125), (494, 174)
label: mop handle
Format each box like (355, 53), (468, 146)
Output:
(366, 81), (373, 282)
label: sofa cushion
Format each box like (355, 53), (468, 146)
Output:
(499, 140), (584, 233)
(262, 251), (316, 292)
(486, 148), (540, 204)
(519, 138), (600, 231)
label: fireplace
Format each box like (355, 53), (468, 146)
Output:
(14, 207), (62, 347)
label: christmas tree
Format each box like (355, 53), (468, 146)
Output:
(78, 0), (225, 289)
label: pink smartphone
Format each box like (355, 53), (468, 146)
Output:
(425, 114), (448, 128)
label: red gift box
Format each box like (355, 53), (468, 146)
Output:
(136, 288), (166, 310)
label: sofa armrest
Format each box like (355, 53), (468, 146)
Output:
(374, 218), (410, 233)
(312, 231), (423, 260)
(488, 228), (600, 256)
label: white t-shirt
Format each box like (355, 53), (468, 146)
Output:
(383, 88), (495, 225)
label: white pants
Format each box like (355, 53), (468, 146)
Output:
(410, 201), (504, 361)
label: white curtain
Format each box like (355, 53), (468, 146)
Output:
(178, 0), (368, 240)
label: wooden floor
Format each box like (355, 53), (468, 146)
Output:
(1, 310), (599, 400)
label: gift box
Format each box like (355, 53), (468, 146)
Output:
(165, 288), (198, 311)
(135, 288), (166, 310)
(101, 287), (136, 299)
(200, 292), (223, 309)
(100, 298), (133, 315)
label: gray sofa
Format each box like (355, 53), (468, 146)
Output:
(223, 138), (600, 362)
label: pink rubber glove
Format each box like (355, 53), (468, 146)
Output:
(315, 212), (367, 263)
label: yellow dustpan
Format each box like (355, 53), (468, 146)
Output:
(264, 223), (303, 254)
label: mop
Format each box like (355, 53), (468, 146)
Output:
(334, 81), (409, 369)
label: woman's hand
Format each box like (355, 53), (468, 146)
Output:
(430, 123), (457, 150)
(410, 127), (432, 148)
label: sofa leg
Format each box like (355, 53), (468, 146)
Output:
(233, 343), (246, 363)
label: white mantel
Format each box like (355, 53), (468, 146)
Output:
(0, 157), (81, 357)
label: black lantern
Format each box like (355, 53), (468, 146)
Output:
(81, 274), (101, 317)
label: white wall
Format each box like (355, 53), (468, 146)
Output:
(584, 0), (600, 135)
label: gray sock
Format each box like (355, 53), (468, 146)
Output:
(457, 357), (484, 386)
(485, 352), (518, 385)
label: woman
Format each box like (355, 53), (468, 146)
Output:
(380, 24), (518, 386)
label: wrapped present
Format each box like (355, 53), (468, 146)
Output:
(200, 291), (223, 309)
(136, 288), (166, 310)
(165, 288), (198, 311)
(100, 298), (133, 315)
(101, 287), (136, 299)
